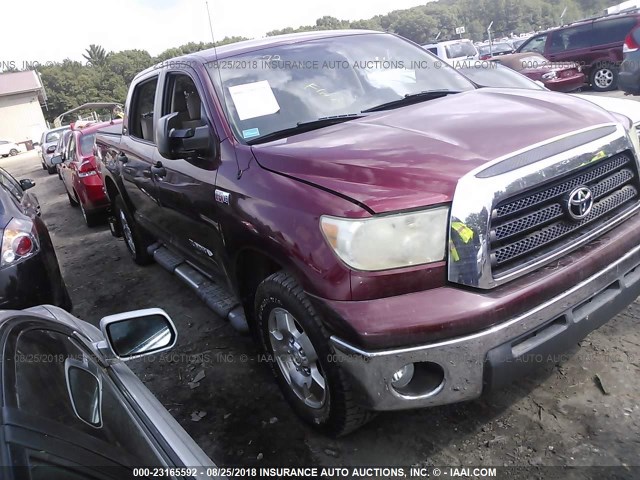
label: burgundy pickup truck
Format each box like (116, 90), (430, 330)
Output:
(96, 30), (640, 436)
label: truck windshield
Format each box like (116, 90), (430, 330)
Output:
(445, 41), (477, 59)
(207, 33), (475, 143)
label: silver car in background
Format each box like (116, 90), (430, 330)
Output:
(40, 126), (70, 174)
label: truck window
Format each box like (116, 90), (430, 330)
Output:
(163, 73), (206, 131)
(129, 77), (158, 143)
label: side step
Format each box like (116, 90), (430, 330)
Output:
(148, 244), (249, 333)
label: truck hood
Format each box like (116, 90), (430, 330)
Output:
(251, 88), (618, 213)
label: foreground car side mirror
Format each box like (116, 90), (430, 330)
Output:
(46, 145), (56, 154)
(19, 179), (35, 191)
(50, 155), (63, 165)
(99, 308), (177, 360)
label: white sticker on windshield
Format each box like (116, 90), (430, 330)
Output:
(229, 80), (280, 120)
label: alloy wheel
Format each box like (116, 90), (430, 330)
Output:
(594, 68), (614, 89)
(267, 307), (327, 409)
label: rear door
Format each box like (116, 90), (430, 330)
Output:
(150, 68), (227, 279)
(119, 75), (164, 237)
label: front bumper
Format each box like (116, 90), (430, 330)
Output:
(330, 241), (640, 411)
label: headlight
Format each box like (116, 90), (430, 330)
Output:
(320, 207), (449, 271)
(542, 71), (557, 80)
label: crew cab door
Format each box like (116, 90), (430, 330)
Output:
(118, 75), (164, 237)
(151, 69), (227, 278)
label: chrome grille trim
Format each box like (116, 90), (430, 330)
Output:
(448, 123), (640, 289)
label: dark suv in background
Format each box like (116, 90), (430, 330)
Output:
(518, 11), (640, 91)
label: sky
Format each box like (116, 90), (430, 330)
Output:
(1, 0), (429, 66)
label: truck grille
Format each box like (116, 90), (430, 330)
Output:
(489, 151), (640, 276)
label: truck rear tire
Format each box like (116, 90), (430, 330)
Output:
(114, 196), (154, 265)
(255, 271), (374, 436)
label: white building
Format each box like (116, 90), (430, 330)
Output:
(0, 71), (48, 144)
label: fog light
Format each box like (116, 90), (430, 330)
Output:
(391, 363), (415, 389)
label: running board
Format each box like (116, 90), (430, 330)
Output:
(148, 244), (249, 333)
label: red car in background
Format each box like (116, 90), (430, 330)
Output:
(53, 120), (123, 226)
(491, 52), (585, 92)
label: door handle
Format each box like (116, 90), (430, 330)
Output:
(151, 161), (167, 178)
(117, 152), (128, 164)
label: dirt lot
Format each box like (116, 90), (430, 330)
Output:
(2, 102), (640, 475)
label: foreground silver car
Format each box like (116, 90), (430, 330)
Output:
(0, 305), (223, 479)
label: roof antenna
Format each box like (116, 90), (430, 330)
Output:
(205, 1), (246, 179)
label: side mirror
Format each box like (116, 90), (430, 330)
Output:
(156, 112), (215, 160)
(19, 179), (35, 191)
(46, 145), (56, 154)
(99, 308), (177, 360)
(51, 155), (63, 165)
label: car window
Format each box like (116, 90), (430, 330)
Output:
(0, 167), (24, 200)
(445, 41), (477, 59)
(46, 131), (63, 143)
(519, 34), (548, 53)
(0, 140), (7, 145)
(129, 77), (159, 143)
(12, 329), (163, 467)
(593, 17), (637, 45)
(67, 135), (77, 161)
(427, 47), (437, 55)
(80, 133), (97, 156)
(548, 24), (592, 54)
(163, 73), (207, 130)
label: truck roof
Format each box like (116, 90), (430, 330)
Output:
(135, 29), (382, 80)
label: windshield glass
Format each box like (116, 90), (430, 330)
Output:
(46, 131), (63, 143)
(445, 41), (477, 59)
(207, 33), (475, 143)
(458, 65), (543, 90)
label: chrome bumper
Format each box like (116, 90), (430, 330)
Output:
(330, 242), (640, 411)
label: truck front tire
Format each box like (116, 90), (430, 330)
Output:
(255, 271), (374, 436)
(114, 196), (154, 265)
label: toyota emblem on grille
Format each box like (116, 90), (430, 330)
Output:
(565, 186), (594, 221)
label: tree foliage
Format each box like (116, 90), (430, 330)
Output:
(21, 0), (613, 122)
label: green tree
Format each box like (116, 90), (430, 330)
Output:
(82, 44), (109, 66)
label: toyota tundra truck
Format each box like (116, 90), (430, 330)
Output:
(95, 30), (640, 436)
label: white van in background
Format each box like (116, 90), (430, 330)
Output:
(422, 39), (479, 65)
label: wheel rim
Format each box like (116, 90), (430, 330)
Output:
(119, 210), (136, 254)
(268, 307), (327, 409)
(594, 69), (613, 88)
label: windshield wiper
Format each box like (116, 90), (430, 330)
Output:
(247, 114), (363, 145)
(362, 90), (462, 113)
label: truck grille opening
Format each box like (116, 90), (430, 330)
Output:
(489, 151), (640, 276)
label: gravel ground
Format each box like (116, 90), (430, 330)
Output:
(2, 95), (639, 476)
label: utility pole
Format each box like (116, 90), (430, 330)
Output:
(487, 21), (494, 57)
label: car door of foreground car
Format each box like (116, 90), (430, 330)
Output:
(0, 318), (209, 479)
(151, 68), (227, 278)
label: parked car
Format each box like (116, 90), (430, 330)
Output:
(0, 305), (221, 479)
(52, 128), (74, 180)
(457, 62), (640, 131)
(96, 30), (640, 436)
(477, 42), (515, 60)
(491, 52), (586, 92)
(619, 24), (640, 94)
(0, 166), (71, 311)
(517, 11), (640, 91)
(40, 126), (70, 173)
(53, 120), (122, 227)
(0, 140), (20, 157)
(512, 37), (531, 50)
(422, 39), (479, 64)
